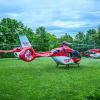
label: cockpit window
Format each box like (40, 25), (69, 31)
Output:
(53, 50), (60, 54)
(90, 52), (96, 54)
(69, 51), (81, 58)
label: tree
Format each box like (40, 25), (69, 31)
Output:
(75, 32), (85, 43)
(85, 29), (97, 44)
(0, 18), (24, 45)
(21, 26), (35, 44)
(34, 26), (50, 51)
(94, 26), (100, 45)
(60, 33), (73, 43)
(0, 18), (34, 50)
(47, 33), (57, 49)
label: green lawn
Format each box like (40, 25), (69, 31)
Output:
(0, 57), (100, 100)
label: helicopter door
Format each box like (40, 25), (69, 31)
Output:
(62, 47), (66, 54)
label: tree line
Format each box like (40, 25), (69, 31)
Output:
(0, 18), (100, 53)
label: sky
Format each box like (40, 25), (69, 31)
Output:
(0, 0), (100, 37)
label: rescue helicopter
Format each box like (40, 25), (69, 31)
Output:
(0, 35), (81, 67)
(85, 49), (100, 58)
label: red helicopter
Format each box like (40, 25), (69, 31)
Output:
(0, 35), (81, 67)
(85, 49), (100, 58)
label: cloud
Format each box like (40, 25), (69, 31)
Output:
(0, 0), (100, 37)
(47, 20), (87, 28)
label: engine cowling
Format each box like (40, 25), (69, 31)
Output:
(20, 47), (36, 62)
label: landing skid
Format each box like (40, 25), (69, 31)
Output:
(56, 63), (80, 68)
(66, 64), (69, 67)
(56, 63), (59, 67)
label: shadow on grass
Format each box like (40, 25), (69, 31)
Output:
(56, 64), (81, 70)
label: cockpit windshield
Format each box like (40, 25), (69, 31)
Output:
(52, 49), (60, 54)
(90, 52), (96, 54)
(69, 51), (81, 58)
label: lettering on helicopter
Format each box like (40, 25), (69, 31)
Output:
(64, 58), (71, 63)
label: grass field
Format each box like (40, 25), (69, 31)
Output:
(0, 57), (100, 100)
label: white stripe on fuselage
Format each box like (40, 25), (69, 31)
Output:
(52, 56), (73, 65)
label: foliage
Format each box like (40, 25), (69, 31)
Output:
(59, 33), (73, 43)
(75, 32), (85, 43)
(33, 26), (50, 51)
(0, 18), (34, 49)
(0, 18), (23, 45)
(0, 18), (100, 54)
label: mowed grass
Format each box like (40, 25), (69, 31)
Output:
(0, 57), (100, 100)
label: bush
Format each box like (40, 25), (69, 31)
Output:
(0, 53), (15, 58)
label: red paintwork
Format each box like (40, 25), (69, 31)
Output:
(72, 58), (80, 63)
(50, 46), (73, 56)
(85, 49), (100, 57)
(20, 47), (36, 62)
(89, 49), (100, 53)
(34, 46), (73, 57)
(0, 45), (81, 63)
(0, 47), (22, 53)
(18, 46), (74, 61)
(85, 53), (90, 57)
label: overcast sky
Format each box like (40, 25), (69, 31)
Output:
(0, 0), (100, 37)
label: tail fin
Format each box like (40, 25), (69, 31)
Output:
(19, 35), (32, 48)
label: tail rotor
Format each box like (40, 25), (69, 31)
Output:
(20, 47), (36, 62)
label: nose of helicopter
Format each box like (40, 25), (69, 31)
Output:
(72, 57), (81, 63)
(69, 50), (81, 63)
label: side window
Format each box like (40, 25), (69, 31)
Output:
(68, 52), (73, 57)
(53, 50), (60, 54)
(90, 52), (96, 54)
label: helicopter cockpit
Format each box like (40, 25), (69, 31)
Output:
(69, 51), (81, 58)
